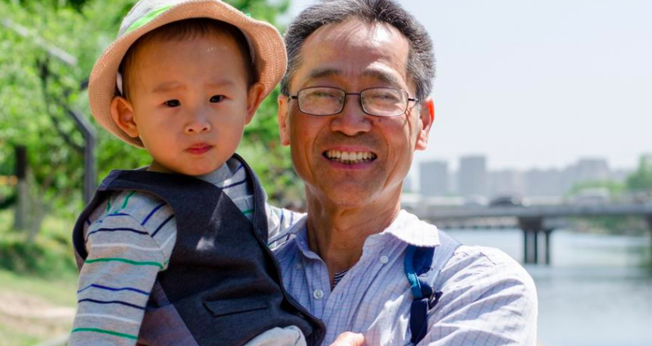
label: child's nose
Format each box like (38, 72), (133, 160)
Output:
(184, 112), (212, 134)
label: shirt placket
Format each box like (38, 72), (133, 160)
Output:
(296, 234), (332, 319)
(320, 243), (384, 342)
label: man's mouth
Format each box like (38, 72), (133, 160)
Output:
(323, 150), (377, 165)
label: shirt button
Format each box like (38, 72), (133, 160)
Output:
(380, 255), (389, 264)
(313, 289), (324, 300)
(295, 262), (302, 269)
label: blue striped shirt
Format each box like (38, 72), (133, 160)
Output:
(273, 210), (538, 345)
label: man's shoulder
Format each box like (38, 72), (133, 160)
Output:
(438, 243), (537, 300)
(420, 244), (538, 344)
(448, 245), (530, 277)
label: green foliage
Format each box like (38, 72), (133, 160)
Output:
(568, 215), (649, 236)
(626, 154), (652, 192)
(0, 210), (77, 278)
(1, 0), (91, 12)
(1, 0), (301, 238)
(1, 1), (87, 216)
(565, 157), (652, 235)
(566, 180), (625, 199)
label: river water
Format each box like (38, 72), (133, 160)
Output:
(445, 229), (652, 346)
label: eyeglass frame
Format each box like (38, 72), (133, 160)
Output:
(288, 86), (419, 117)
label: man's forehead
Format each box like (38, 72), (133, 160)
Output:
(309, 19), (404, 47)
(293, 19), (411, 88)
(305, 67), (403, 87)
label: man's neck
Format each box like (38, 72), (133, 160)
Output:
(304, 193), (401, 284)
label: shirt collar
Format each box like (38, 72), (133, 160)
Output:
(364, 209), (440, 248)
(288, 209), (440, 258)
(194, 159), (236, 186)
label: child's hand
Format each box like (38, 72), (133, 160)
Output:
(329, 332), (364, 346)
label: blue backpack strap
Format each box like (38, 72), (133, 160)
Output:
(405, 230), (462, 345)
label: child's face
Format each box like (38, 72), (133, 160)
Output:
(112, 33), (264, 176)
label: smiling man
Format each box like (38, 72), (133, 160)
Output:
(272, 0), (538, 345)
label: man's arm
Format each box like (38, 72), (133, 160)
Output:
(421, 246), (538, 346)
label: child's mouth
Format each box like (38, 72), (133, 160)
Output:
(186, 144), (213, 155)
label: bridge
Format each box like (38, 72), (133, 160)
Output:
(403, 201), (652, 265)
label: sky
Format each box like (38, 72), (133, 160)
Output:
(285, 0), (652, 171)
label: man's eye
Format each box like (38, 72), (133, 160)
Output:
(164, 100), (181, 107)
(210, 95), (225, 103)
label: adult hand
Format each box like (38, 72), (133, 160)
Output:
(329, 332), (364, 346)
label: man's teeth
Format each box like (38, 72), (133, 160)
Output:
(324, 150), (376, 164)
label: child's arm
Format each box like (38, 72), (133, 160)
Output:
(69, 214), (171, 346)
(266, 204), (306, 241)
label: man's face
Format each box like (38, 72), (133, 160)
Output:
(278, 19), (434, 209)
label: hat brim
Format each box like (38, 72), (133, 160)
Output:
(88, 0), (287, 148)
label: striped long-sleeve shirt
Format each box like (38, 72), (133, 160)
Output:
(70, 158), (303, 345)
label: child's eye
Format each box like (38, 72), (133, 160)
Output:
(210, 95), (225, 103)
(164, 100), (181, 107)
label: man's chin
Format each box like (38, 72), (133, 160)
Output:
(310, 185), (381, 209)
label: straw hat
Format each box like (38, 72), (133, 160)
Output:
(88, 0), (287, 147)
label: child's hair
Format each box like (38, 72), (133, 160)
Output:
(118, 18), (256, 99)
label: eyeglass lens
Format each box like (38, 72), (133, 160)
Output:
(297, 87), (408, 116)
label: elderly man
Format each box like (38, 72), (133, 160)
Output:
(272, 0), (538, 345)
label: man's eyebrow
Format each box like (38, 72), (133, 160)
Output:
(305, 67), (403, 88)
(360, 69), (403, 88)
(305, 68), (342, 81)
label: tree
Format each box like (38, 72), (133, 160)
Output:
(0, 0), (299, 239)
(626, 154), (652, 192)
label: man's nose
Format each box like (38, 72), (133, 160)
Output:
(184, 110), (212, 134)
(330, 96), (372, 136)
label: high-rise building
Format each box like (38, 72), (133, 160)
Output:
(489, 169), (525, 198)
(571, 158), (611, 183)
(524, 158), (612, 197)
(419, 160), (449, 196)
(525, 168), (564, 197)
(458, 155), (487, 197)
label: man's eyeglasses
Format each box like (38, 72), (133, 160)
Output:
(288, 87), (418, 117)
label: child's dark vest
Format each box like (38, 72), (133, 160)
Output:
(72, 155), (325, 346)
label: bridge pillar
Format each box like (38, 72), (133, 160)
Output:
(518, 217), (553, 265)
(647, 216), (652, 264)
(544, 229), (553, 265)
(519, 217), (542, 264)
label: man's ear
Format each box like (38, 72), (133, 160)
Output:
(415, 97), (435, 150)
(110, 96), (139, 138)
(245, 82), (266, 124)
(277, 94), (291, 146)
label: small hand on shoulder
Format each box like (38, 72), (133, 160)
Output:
(329, 332), (364, 346)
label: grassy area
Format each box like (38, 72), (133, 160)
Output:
(0, 209), (78, 278)
(0, 209), (78, 346)
(0, 269), (77, 346)
(0, 269), (77, 307)
(0, 325), (41, 346)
